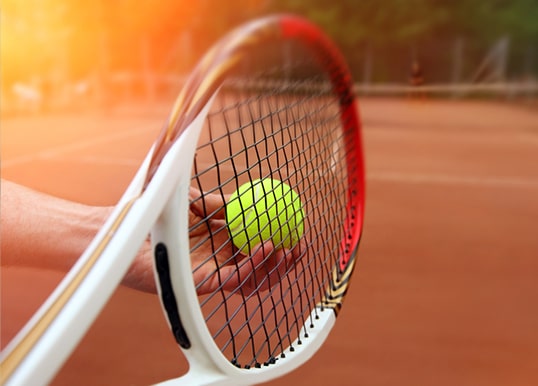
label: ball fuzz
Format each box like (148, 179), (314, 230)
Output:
(226, 178), (304, 254)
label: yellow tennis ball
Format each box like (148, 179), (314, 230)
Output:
(226, 178), (304, 254)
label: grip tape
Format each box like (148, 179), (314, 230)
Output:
(154, 242), (191, 349)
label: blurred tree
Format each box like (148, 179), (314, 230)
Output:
(2, 0), (536, 98)
(268, 0), (537, 81)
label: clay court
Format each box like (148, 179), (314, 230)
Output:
(2, 97), (537, 385)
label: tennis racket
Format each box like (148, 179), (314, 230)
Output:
(0, 14), (365, 385)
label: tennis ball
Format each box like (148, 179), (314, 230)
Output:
(226, 178), (304, 254)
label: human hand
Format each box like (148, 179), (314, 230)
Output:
(123, 188), (303, 295)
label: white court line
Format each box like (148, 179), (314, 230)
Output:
(194, 161), (538, 189)
(4, 147), (537, 190)
(59, 155), (141, 167)
(1, 126), (154, 169)
(364, 127), (538, 146)
(369, 172), (538, 189)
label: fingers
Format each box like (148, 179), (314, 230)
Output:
(220, 241), (301, 296)
(216, 242), (270, 295)
(244, 242), (277, 292)
(189, 187), (227, 220)
(122, 240), (157, 294)
(187, 186), (305, 297)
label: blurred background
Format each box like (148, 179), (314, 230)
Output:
(2, 0), (537, 113)
(2, 1), (538, 386)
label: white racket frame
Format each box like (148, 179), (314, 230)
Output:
(1, 14), (362, 386)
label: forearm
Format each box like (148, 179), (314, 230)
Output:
(1, 179), (106, 271)
(1, 179), (156, 293)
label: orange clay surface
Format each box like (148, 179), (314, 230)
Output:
(2, 97), (537, 385)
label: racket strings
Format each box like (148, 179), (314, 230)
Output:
(189, 62), (351, 367)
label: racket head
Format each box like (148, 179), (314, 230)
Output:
(151, 14), (365, 384)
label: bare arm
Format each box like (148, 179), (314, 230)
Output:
(1, 179), (299, 295)
(0, 179), (155, 292)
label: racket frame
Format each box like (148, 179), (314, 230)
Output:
(0, 14), (364, 386)
(151, 14), (364, 385)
